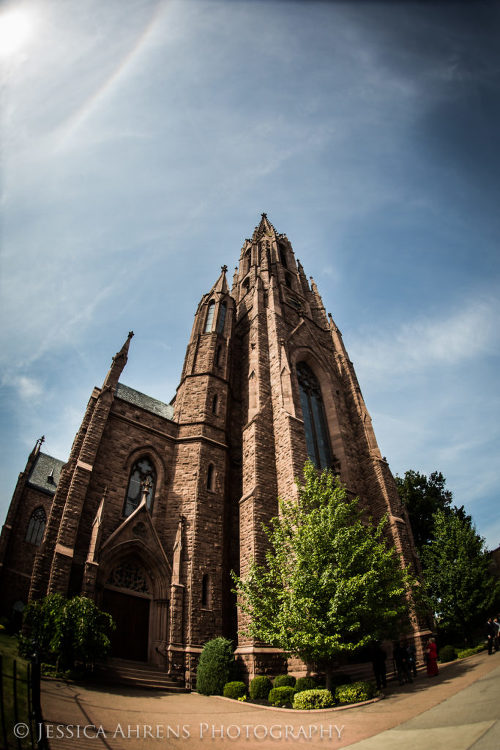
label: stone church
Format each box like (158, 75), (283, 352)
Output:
(0, 215), (428, 685)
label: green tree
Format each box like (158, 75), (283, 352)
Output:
(53, 596), (114, 670)
(233, 461), (415, 690)
(395, 470), (454, 553)
(421, 509), (500, 644)
(19, 595), (114, 672)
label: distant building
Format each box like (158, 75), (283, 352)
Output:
(0, 215), (429, 685)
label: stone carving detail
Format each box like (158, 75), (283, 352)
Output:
(107, 560), (149, 593)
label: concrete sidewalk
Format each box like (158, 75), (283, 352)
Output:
(38, 651), (500, 749)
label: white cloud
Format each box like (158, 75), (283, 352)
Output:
(5, 374), (44, 401)
(349, 294), (500, 381)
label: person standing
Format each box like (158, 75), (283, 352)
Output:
(426, 637), (439, 676)
(493, 615), (500, 652)
(370, 642), (387, 689)
(407, 641), (417, 678)
(394, 641), (413, 684)
(486, 617), (496, 655)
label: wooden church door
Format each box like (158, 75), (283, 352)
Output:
(102, 588), (150, 661)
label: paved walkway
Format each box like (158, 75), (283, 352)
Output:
(37, 652), (500, 749)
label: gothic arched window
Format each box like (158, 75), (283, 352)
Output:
(204, 300), (216, 332)
(123, 457), (156, 517)
(211, 394), (218, 414)
(201, 573), (210, 607)
(297, 362), (333, 470)
(25, 507), (46, 546)
(279, 244), (288, 268)
(217, 302), (227, 334)
(215, 345), (222, 367)
(207, 463), (215, 491)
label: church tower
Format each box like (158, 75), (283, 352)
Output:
(227, 214), (426, 676)
(0, 214), (428, 687)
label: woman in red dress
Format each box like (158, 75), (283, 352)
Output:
(426, 637), (439, 677)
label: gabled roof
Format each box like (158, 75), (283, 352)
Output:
(115, 383), (174, 420)
(28, 452), (65, 494)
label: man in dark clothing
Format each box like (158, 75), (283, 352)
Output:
(486, 617), (496, 655)
(369, 643), (387, 689)
(407, 642), (417, 678)
(393, 641), (413, 684)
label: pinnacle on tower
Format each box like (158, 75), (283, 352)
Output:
(210, 265), (229, 295)
(252, 212), (277, 241)
(103, 331), (134, 389)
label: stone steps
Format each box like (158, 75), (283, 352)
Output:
(98, 658), (188, 692)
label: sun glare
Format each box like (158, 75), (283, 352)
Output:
(0, 6), (34, 58)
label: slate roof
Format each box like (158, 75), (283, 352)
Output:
(28, 453), (65, 494)
(115, 382), (174, 421)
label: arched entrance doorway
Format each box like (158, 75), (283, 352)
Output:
(102, 557), (152, 662)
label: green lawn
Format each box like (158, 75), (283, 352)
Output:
(0, 630), (34, 749)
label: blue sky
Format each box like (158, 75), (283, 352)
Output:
(1, 0), (499, 549)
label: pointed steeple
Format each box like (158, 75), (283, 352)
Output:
(28, 435), (45, 464)
(309, 277), (328, 327)
(252, 212), (277, 242)
(210, 265), (229, 295)
(103, 331), (134, 389)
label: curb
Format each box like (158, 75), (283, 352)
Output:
(210, 693), (384, 714)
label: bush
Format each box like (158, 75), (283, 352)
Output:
(293, 688), (335, 710)
(457, 644), (486, 659)
(268, 686), (296, 707)
(438, 645), (457, 663)
(295, 676), (318, 693)
(273, 674), (296, 688)
(335, 681), (377, 705)
(196, 638), (235, 695)
(249, 675), (273, 700)
(223, 681), (247, 699)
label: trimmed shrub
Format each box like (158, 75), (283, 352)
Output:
(438, 645), (457, 663)
(295, 676), (318, 693)
(335, 681), (377, 705)
(196, 637), (235, 695)
(293, 688), (335, 710)
(223, 681), (247, 699)
(457, 644), (486, 659)
(273, 674), (296, 688)
(249, 675), (273, 700)
(268, 685), (296, 707)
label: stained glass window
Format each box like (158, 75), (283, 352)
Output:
(297, 362), (334, 471)
(25, 507), (46, 546)
(204, 300), (215, 332)
(217, 302), (227, 334)
(123, 458), (156, 517)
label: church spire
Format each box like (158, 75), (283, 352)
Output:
(210, 265), (229, 295)
(252, 212), (277, 242)
(103, 331), (134, 389)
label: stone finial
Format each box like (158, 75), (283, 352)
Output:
(221, 265), (228, 274)
(141, 475), (153, 505)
